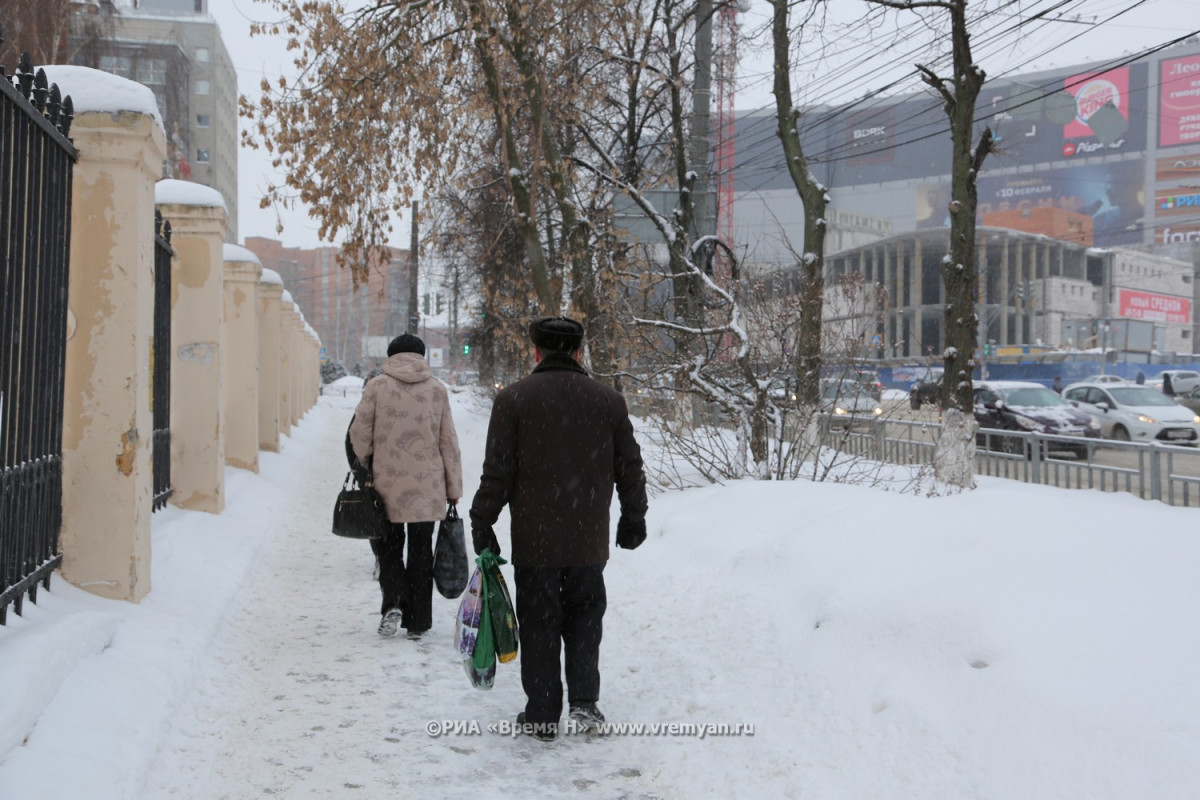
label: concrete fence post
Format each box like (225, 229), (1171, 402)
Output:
(257, 269), (283, 452)
(55, 69), (165, 601)
(156, 179), (228, 513)
(278, 292), (295, 436)
(222, 244), (262, 472)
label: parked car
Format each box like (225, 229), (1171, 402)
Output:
(908, 372), (943, 410)
(1062, 382), (1200, 446)
(973, 381), (1102, 457)
(819, 380), (883, 427)
(1079, 374), (1129, 385)
(1145, 369), (1200, 396)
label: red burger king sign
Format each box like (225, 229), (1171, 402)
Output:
(1064, 68), (1129, 139)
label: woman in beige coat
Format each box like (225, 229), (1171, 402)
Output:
(350, 334), (463, 638)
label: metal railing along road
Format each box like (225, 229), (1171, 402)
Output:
(837, 417), (1200, 508)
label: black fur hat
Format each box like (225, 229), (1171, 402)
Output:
(529, 315), (584, 353)
(387, 333), (426, 357)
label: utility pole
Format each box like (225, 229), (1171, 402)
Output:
(407, 200), (419, 335)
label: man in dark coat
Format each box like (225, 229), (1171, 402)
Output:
(469, 315), (648, 741)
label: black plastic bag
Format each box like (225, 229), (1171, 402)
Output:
(331, 472), (389, 539)
(433, 504), (469, 598)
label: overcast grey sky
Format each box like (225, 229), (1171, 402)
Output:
(209, 0), (1199, 250)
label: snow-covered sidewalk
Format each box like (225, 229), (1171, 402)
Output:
(3, 391), (1200, 799)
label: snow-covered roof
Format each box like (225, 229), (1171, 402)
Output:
(40, 65), (163, 131)
(156, 179), (226, 209)
(223, 244), (261, 265)
(260, 268), (283, 285)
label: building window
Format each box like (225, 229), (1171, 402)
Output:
(196, 148), (210, 163)
(195, 80), (210, 96)
(196, 114), (210, 128)
(99, 55), (133, 80)
(195, 47), (210, 63)
(136, 58), (166, 85)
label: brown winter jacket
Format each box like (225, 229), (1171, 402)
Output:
(349, 353), (463, 523)
(469, 353), (648, 568)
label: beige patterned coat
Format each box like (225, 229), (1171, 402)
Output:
(349, 354), (463, 523)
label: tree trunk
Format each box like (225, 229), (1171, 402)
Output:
(770, 0), (827, 408)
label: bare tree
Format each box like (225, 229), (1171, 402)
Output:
(1, 0), (117, 70)
(864, 0), (995, 411)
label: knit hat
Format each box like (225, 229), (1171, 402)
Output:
(387, 333), (426, 357)
(529, 315), (584, 353)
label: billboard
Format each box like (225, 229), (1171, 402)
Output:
(1117, 288), (1192, 324)
(1159, 54), (1200, 148)
(976, 159), (1145, 247)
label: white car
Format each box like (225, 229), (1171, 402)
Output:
(1062, 382), (1200, 445)
(1079, 374), (1128, 385)
(819, 380), (883, 426)
(1145, 370), (1200, 396)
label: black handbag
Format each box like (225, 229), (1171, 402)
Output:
(332, 472), (390, 539)
(433, 504), (469, 598)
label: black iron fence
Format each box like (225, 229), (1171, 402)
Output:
(152, 211), (173, 510)
(1, 39), (78, 625)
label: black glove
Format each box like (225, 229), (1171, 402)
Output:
(616, 515), (646, 550)
(473, 525), (500, 556)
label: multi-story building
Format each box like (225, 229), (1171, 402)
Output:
(812, 228), (1193, 361)
(244, 238), (413, 374)
(733, 37), (1200, 355)
(73, 0), (238, 239)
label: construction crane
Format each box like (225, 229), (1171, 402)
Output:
(713, 0), (743, 285)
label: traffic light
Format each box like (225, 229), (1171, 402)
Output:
(436, 294), (444, 315)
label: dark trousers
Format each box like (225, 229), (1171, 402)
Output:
(514, 564), (606, 724)
(371, 521), (435, 632)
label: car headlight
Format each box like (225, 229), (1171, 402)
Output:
(833, 406), (849, 415)
(1136, 414), (1157, 425)
(1194, 415), (1200, 425)
(1015, 416), (1043, 431)
(1088, 419), (1101, 430)
(872, 406), (883, 416)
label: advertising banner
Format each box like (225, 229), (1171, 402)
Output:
(1155, 222), (1200, 245)
(1063, 67), (1129, 140)
(976, 159), (1144, 246)
(1154, 186), (1200, 218)
(1159, 54), (1200, 148)
(1155, 152), (1200, 182)
(1117, 288), (1191, 324)
(844, 107), (894, 165)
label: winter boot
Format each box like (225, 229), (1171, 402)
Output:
(568, 702), (605, 731)
(378, 609), (402, 637)
(516, 712), (557, 742)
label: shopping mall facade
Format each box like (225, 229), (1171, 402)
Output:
(733, 38), (1200, 360)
